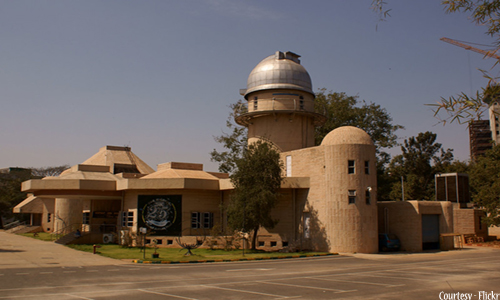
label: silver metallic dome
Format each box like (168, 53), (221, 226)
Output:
(242, 51), (313, 99)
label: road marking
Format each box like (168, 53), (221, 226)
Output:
(65, 294), (94, 300)
(86, 270), (98, 273)
(312, 276), (405, 287)
(16, 273), (29, 275)
(139, 289), (199, 300)
(226, 268), (274, 272)
(107, 269), (120, 272)
(63, 271), (76, 273)
(202, 284), (289, 298)
(39, 272), (53, 274)
(257, 281), (356, 293)
(357, 273), (434, 282)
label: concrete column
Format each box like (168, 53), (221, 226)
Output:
(54, 198), (83, 234)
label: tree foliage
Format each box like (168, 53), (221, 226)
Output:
(210, 100), (248, 175)
(31, 165), (70, 178)
(0, 169), (32, 225)
(227, 141), (283, 250)
(430, 1), (500, 125)
(0, 165), (69, 226)
(469, 144), (500, 226)
(314, 89), (403, 152)
(385, 132), (454, 200)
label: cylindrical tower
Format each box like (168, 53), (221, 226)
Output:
(54, 198), (83, 234)
(236, 51), (325, 152)
(321, 126), (378, 253)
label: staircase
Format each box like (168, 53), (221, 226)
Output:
(55, 231), (80, 245)
(6, 224), (41, 234)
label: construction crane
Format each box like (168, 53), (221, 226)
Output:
(440, 37), (500, 60)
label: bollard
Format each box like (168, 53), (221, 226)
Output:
(93, 244), (101, 254)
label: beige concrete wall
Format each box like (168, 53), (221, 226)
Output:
(453, 207), (488, 238)
(281, 141), (378, 253)
(41, 198), (54, 233)
(248, 114), (315, 152)
(324, 143), (378, 253)
(378, 201), (454, 252)
(246, 89), (317, 152)
(54, 198), (83, 234)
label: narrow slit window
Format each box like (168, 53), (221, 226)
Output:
(365, 161), (369, 174)
(365, 190), (371, 205)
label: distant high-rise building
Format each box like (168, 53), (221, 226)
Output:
(469, 120), (492, 160)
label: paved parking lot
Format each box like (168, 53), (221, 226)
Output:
(1, 231), (499, 299)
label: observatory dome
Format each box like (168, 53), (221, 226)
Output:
(243, 51), (313, 99)
(321, 126), (374, 146)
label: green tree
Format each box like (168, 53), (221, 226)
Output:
(0, 169), (32, 227)
(210, 100), (248, 175)
(0, 165), (69, 228)
(386, 132), (454, 200)
(227, 141), (284, 250)
(314, 89), (403, 152)
(469, 145), (500, 226)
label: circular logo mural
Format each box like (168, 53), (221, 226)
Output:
(142, 198), (177, 231)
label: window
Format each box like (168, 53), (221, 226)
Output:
(191, 212), (214, 229)
(270, 241), (277, 247)
(167, 239), (173, 245)
(348, 190), (356, 204)
(286, 155), (292, 177)
(253, 97), (258, 110)
(348, 160), (355, 174)
(83, 212), (90, 225)
(121, 211), (134, 227)
(365, 161), (369, 175)
(258, 241), (265, 247)
(191, 212), (201, 229)
(299, 96), (304, 110)
(203, 212), (213, 229)
(47, 213), (51, 223)
(282, 241), (289, 247)
(365, 190), (371, 205)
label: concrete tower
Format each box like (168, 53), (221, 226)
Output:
(236, 51), (325, 152)
(321, 126), (378, 253)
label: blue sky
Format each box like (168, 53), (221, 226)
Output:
(0, 1), (497, 172)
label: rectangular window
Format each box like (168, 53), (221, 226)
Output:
(192, 212), (214, 229)
(299, 99), (304, 110)
(348, 190), (356, 204)
(191, 212), (200, 229)
(83, 212), (90, 225)
(365, 190), (371, 205)
(47, 213), (51, 223)
(253, 100), (258, 110)
(203, 212), (213, 229)
(121, 211), (134, 227)
(348, 160), (355, 174)
(286, 155), (292, 177)
(364, 161), (369, 174)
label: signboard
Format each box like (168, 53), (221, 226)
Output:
(137, 195), (182, 236)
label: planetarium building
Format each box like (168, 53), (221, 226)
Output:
(15, 51), (473, 253)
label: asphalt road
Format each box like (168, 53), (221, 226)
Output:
(1, 232), (500, 299)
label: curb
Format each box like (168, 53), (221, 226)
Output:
(132, 253), (337, 264)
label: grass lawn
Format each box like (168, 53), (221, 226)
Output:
(18, 233), (334, 262)
(67, 244), (333, 262)
(19, 232), (54, 241)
